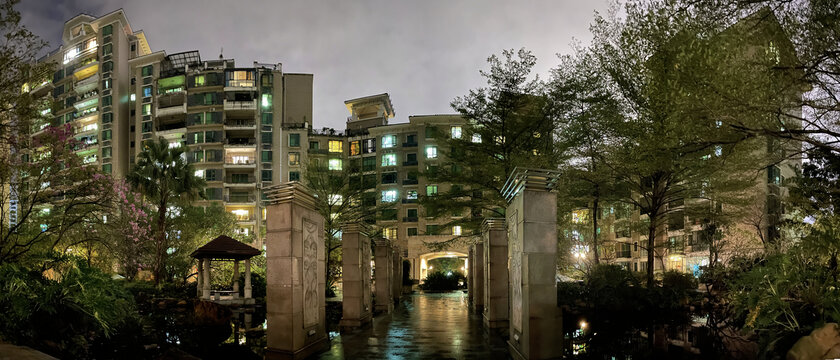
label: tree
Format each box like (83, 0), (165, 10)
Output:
(127, 137), (205, 284)
(0, 124), (113, 265)
(302, 158), (383, 293)
(92, 176), (154, 280)
(421, 49), (560, 248)
(168, 203), (239, 283)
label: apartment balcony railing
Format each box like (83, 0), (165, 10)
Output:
(233, 215), (257, 222)
(225, 79), (256, 88)
(224, 138), (257, 146)
(308, 148), (328, 155)
(402, 179), (419, 185)
(156, 104), (187, 117)
(402, 217), (418, 223)
(224, 120), (256, 128)
(403, 160), (418, 166)
(157, 92), (186, 108)
(74, 73), (99, 93)
(401, 198), (418, 204)
(224, 195), (256, 203)
(224, 159), (256, 167)
(74, 96), (98, 110)
(30, 80), (53, 96)
(402, 142), (418, 148)
(616, 250), (632, 258)
(224, 176), (257, 184)
(223, 99), (257, 112)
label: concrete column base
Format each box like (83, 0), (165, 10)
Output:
(265, 336), (330, 360)
(338, 314), (372, 331)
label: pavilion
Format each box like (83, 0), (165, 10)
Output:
(190, 235), (261, 305)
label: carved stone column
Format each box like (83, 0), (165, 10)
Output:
(264, 183), (329, 359)
(471, 241), (485, 313)
(339, 223), (372, 330)
(503, 168), (562, 360)
(483, 218), (509, 330)
(373, 238), (393, 314)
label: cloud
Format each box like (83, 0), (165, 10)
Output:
(19, 0), (609, 130)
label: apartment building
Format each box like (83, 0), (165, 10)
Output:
(28, 10), (151, 179)
(127, 51), (313, 248)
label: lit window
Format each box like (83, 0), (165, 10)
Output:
(382, 153), (396, 166)
(381, 190), (398, 203)
(168, 142), (181, 149)
(194, 170), (204, 178)
(407, 190), (418, 200)
(130, 93), (136, 101)
(232, 155), (249, 164)
(261, 94), (272, 108)
(451, 126), (462, 139)
(382, 135), (396, 148)
(714, 146), (722, 157)
(142, 104), (151, 115)
(142, 86), (152, 98)
(425, 146), (438, 159)
(349, 141), (360, 156)
(194, 75), (205, 87)
(472, 134), (482, 143)
(384, 228), (397, 240)
(289, 152), (300, 165)
(231, 209), (250, 221)
(328, 158), (342, 170)
(426, 185), (438, 196)
(452, 226), (462, 236)
(329, 140), (343, 153)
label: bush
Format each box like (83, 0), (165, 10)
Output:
(419, 270), (465, 292)
(0, 259), (140, 359)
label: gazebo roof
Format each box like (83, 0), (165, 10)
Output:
(190, 235), (261, 260)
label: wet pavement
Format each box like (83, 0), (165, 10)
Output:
(319, 291), (510, 360)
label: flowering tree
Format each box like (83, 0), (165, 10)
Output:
(93, 175), (154, 280)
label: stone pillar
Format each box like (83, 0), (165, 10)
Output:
(373, 239), (393, 314)
(504, 169), (562, 360)
(264, 183), (329, 359)
(483, 218), (509, 330)
(391, 246), (402, 306)
(471, 241), (484, 313)
(468, 248), (474, 304)
(244, 258), (252, 299)
(197, 259), (203, 297)
(339, 223), (372, 330)
(202, 258), (211, 300)
(233, 260), (240, 299)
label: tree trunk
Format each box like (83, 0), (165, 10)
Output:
(154, 200), (167, 285)
(593, 191), (600, 264)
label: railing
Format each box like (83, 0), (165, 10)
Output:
(401, 199), (418, 204)
(402, 217), (418, 223)
(224, 120), (256, 127)
(402, 142), (418, 147)
(225, 176), (256, 184)
(403, 179), (419, 185)
(226, 79), (255, 88)
(308, 148), (328, 155)
(224, 159), (256, 166)
(76, 90), (98, 101)
(225, 138), (256, 146)
(225, 195), (256, 203)
(156, 104), (186, 117)
(403, 160), (418, 166)
(223, 99), (256, 111)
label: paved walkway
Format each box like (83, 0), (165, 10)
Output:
(319, 292), (510, 360)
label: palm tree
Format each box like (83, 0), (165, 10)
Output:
(127, 137), (205, 284)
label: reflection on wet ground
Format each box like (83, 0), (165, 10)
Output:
(319, 292), (510, 360)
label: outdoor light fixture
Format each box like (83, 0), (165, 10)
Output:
(580, 320), (587, 329)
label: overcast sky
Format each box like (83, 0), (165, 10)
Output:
(20, 0), (610, 130)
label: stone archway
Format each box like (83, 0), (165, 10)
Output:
(416, 251), (469, 282)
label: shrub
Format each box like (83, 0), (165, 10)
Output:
(419, 270), (465, 291)
(0, 259), (140, 359)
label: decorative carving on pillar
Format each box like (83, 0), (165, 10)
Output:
(303, 218), (319, 328)
(508, 209), (522, 332)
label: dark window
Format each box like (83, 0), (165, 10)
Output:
(53, 69), (64, 83)
(205, 188), (223, 200)
(102, 61), (113, 72)
(289, 133), (300, 147)
(141, 65), (153, 77)
(407, 228), (418, 236)
(102, 43), (112, 56)
(381, 209), (397, 221)
(362, 157), (376, 171)
(130, 43), (136, 52)
(261, 113), (273, 125)
(261, 170), (272, 182)
(102, 95), (112, 106)
(261, 132), (272, 144)
(102, 164), (112, 173)
(382, 172), (397, 184)
(102, 113), (113, 123)
(261, 151), (272, 162)
(309, 141), (319, 150)
(289, 171), (300, 181)
(101, 129), (112, 141)
(102, 24), (113, 36)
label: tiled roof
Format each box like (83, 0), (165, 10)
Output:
(190, 235), (261, 259)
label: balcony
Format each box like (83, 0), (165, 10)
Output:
(224, 159), (256, 168)
(224, 119), (256, 129)
(403, 160), (418, 166)
(402, 142), (418, 148)
(74, 93), (99, 110)
(224, 176), (257, 187)
(401, 198), (418, 204)
(158, 91), (186, 107)
(30, 80), (53, 96)
(403, 178), (418, 185)
(402, 217), (418, 223)
(225, 194), (256, 204)
(223, 99), (257, 113)
(224, 138), (257, 148)
(224, 79), (256, 91)
(156, 103), (187, 117)
(72, 59), (99, 81)
(74, 73), (99, 93)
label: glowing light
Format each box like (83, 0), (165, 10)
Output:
(580, 320), (587, 329)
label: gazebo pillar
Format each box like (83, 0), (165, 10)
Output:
(244, 258), (252, 299)
(197, 259), (204, 297)
(202, 258), (211, 300)
(233, 260), (240, 299)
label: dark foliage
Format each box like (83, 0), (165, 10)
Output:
(420, 270), (466, 292)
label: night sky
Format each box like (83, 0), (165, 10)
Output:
(20, 0), (609, 130)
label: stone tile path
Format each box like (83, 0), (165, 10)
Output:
(319, 291), (510, 360)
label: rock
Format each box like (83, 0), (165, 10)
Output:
(0, 343), (58, 360)
(787, 323), (840, 360)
